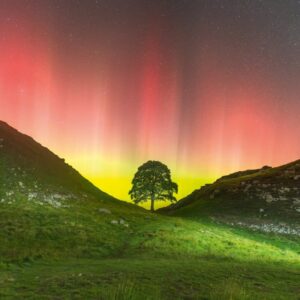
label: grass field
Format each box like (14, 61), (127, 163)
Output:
(0, 196), (299, 299)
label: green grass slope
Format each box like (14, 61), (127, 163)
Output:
(0, 207), (299, 299)
(0, 120), (147, 260)
(0, 121), (299, 299)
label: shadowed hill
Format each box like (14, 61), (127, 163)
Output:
(160, 160), (300, 226)
(0, 120), (119, 204)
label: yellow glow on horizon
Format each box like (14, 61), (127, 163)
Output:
(65, 154), (217, 209)
(96, 176), (214, 208)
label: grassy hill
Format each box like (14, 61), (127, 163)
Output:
(160, 160), (300, 231)
(0, 121), (299, 299)
(0, 120), (147, 261)
(0, 120), (120, 202)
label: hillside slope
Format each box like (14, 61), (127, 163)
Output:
(161, 160), (300, 227)
(0, 120), (118, 204)
(0, 120), (147, 262)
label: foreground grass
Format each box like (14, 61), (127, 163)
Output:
(1, 258), (299, 299)
(0, 199), (299, 299)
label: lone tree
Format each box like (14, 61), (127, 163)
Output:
(129, 160), (178, 212)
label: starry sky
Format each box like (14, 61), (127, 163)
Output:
(0, 0), (299, 204)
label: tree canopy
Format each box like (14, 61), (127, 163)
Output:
(129, 160), (178, 211)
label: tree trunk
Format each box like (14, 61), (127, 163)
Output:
(150, 195), (155, 212)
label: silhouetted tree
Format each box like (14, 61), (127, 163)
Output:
(129, 160), (178, 212)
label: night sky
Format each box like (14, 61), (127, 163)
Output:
(0, 0), (299, 202)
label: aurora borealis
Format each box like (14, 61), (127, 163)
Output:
(0, 0), (299, 202)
